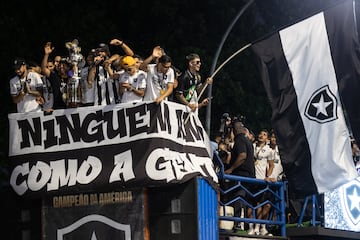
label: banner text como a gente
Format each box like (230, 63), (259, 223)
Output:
(8, 101), (218, 198)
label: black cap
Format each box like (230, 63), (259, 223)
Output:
(98, 43), (110, 56)
(13, 58), (26, 69)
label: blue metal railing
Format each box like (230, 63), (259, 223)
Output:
(214, 150), (287, 237)
(297, 194), (323, 227)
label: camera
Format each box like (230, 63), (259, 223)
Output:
(59, 57), (70, 64)
(218, 150), (229, 162)
(22, 78), (31, 93)
(218, 113), (247, 141)
(91, 48), (107, 65)
(93, 43), (110, 59)
(218, 113), (233, 142)
(94, 48), (103, 57)
(22, 82), (27, 93)
(232, 115), (246, 125)
(219, 113), (231, 134)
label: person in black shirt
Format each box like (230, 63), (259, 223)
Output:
(226, 122), (255, 177)
(175, 53), (212, 112)
(224, 121), (255, 232)
(41, 42), (67, 110)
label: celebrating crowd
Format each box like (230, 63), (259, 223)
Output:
(212, 114), (284, 236)
(9, 38), (213, 114)
(9, 37), (360, 237)
(212, 112), (360, 236)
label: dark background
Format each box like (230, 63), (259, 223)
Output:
(0, 0), (344, 238)
(0, 0), (343, 163)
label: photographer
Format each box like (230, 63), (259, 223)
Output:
(10, 58), (43, 113)
(219, 113), (232, 141)
(87, 40), (134, 106)
(87, 43), (118, 106)
(217, 141), (232, 170)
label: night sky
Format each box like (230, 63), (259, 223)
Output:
(1, 0), (348, 154)
(0, 0), (348, 238)
(0, 0), (344, 170)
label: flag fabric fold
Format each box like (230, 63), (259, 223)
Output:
(252, 1), (360, 198)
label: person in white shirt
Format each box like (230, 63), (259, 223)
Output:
(254, 130), (274, 180)
(80, 50), (96, 106)
(118, 56), (146, 103)
(28, 61), (53, 113)
(248, 129), (274, 236)
(269, 131), (284, 181)
(141, 47), (174, 104)
(10, 58), (43, 113)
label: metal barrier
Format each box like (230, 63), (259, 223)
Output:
(297, 194), (323, 227)
(214, 151), (287, 237)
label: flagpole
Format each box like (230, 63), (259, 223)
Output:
(184, 43), (252, 124)
(353, 0), (359, 40)
(205, 0), (255, 135)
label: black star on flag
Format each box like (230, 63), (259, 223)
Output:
(305, 85), (337, 123)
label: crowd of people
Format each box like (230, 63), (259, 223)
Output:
(212, 114), (284, 236)
(9, 38), (213, 114)
(212, 113), (360, 236)
(9, 37), (284, 236)
(9, 37), (360, 237)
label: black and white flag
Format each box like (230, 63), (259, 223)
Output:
(252, 1), (360, 197)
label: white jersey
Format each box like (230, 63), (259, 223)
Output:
(269, 145), (284, 180)
(42, 76), (54, 111)
(253, 143), (274, 179)
(10, 71), (43, 113)
(80, 66), (95, 105)
(143, 64), (174, 101)
(93, 66), (118, 106)
(119, 70), (147, 103)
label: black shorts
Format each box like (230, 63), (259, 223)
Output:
(251, 184), (274, 205)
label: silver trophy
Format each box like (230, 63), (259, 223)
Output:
(64, 39), (84, 107)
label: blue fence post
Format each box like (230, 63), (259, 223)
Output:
(298, 195), (310, 226)
(279, 179), (286, 236)
(197, 177), (218, 240)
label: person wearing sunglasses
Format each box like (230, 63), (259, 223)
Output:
(175, 53), (213, 113)
(141, 46), (175, 104)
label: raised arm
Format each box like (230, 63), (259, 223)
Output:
(110, 39), (134, 56)
(105, 54), (120, 79)
(139, 46), (163, 71)
(41, 42), (54, 78)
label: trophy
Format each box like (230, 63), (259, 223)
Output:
(64, 39), (84, 108)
